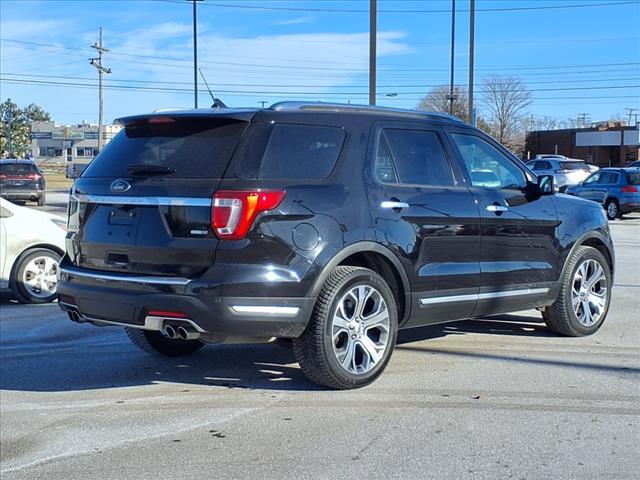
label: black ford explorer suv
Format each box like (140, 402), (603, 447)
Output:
(58, 102), (614, 389)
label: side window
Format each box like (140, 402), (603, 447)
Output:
(375, 136), (398, 183)
(375, 129), (455, 186)
(259, 124), (345, 180)
(450, 133), (526, 190)
(583, 173), (600, 185)
(541, 161), (552, 170)
(601, 172), (618, 184)
(0, 206), (13, 218)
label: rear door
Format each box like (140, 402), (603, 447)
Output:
(445, 129), (560, 316)
(68, 114), (252, 278)
(366, 123), (481, 326)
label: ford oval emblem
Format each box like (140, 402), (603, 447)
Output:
(110, 179), (131, 193)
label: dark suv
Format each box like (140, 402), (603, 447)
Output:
(58, 102), (615, 389)
(0, 159), (47, 205)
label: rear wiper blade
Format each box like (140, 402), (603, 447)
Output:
(126, 164), (176, 176)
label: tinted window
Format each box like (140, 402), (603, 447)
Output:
(450, 133), (526, 190)
(375, 136), (398, 183)
(531, 161), (551, 170)
(258, 124), (344, 180)
(0, 163), (38, 176)
(560, 161), (589, 171)
(377, 129), (454, 186)
(599, 172), (619, 184)
(82, 117), (248, 178)
(626, 172), (640, 185)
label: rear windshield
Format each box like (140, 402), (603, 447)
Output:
(626, 172), (640, 185)
(82, 117), (248, 178)
(560, 161), (589, 171)
(0, 163), (38, 175)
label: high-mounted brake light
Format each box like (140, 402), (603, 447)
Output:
(212, 190), (286, 240)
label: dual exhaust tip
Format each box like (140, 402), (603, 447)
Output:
(67, 308), (199, 341)
(162, 323), (200, 341)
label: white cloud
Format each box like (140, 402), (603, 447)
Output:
(274, 15), (316, 26)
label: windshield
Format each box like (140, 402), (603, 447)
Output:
(560, 161), (589, 171)
(82, 117), (248, 179)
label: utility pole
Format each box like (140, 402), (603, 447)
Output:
(467, 0), (475, 125)
(90, 28), (111, 153)
(369, 0), (377, 105)
(258, 101), (267, 109)
(189, 0), (204, 109)
(577, 113), (590, 128)
(624, 107), (638, 126)
(448, 0), (456, 115)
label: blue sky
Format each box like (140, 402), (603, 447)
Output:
(1, 0), (639, 125)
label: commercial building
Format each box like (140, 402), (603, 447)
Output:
(525, 122), (639, 167)
(30, 121), (121, 164)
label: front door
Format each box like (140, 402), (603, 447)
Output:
(446, 130), (561, 316)
(366, 124), (481, 326)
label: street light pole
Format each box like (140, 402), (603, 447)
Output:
(448, 0), (456, 115)
(468, 0), (475, 125)
(190, 0), (203, 109)
(369, 0), (377, 106)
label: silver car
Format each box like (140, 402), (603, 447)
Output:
(526, 157), (592, 190)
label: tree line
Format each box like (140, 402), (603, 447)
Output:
(1, 99), (51, 158)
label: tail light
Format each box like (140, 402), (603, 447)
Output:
(621, 186), (638, 193)
(212, 190), (286, 240)
(0, 174), (6, 179)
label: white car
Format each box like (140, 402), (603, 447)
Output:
(0, 198), (67, 303)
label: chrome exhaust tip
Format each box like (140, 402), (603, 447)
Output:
(176, 325), (200, 341)
(68, 310), (81, 322)
(162, 324), (179, 339)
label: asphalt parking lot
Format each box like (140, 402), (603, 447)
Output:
(1, 202), (639, 479)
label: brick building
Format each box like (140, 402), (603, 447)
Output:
(525, 122), (639, 167)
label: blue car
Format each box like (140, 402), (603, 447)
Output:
(565, 167), (640, 220)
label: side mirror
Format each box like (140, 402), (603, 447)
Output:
(538, 175), (554, 195)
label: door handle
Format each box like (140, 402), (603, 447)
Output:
(381, 201), (409, 209)
(486, 204), (508, 213)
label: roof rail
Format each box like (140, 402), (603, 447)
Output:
(269, 101), (464, 123)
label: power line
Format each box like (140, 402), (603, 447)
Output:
(156, 0), (640, 14)
(2, 38), (639, 73)
(5, 72), (640, 88)
(2, 76), (638, 97)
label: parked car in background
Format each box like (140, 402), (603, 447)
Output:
(626, 160), (640, 168)
(586, 163), (600, 173)
(0, 198), (66, 303)
(57, 102), (615, 389)
(526, 156), (592, 190)
(0, 159), (47, 206)
(565, 167), (640, 220)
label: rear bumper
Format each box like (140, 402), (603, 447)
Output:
(0, 188), (43, 200)
(57, 265), (314, 338)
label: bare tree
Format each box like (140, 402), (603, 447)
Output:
(417, 85), (468, 121)
(482, 75), (532, 146)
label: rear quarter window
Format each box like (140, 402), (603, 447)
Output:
(626, 172), (640, 185)
(258, 124), (345, 180)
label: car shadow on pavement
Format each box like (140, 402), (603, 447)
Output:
(0, 311), (583, 394)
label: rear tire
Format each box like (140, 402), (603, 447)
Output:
(605, 199), (620, 220)
(293, 266), (398, 389)
(37, 193), (46, 207)
(543, 246), (611, 337)
(125, 328), (204, 357)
